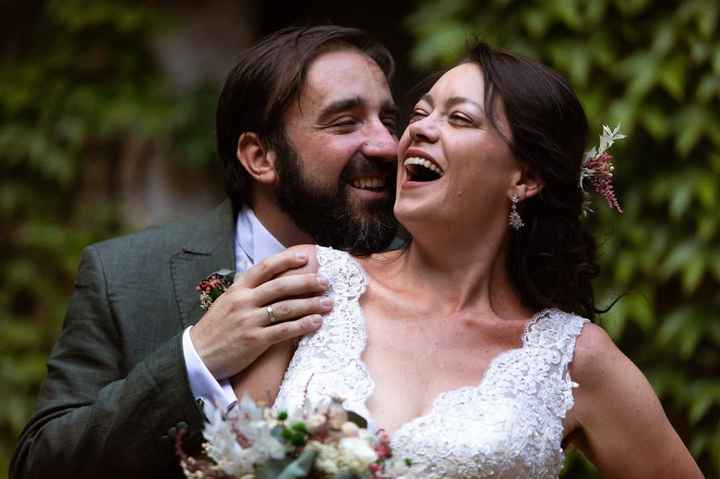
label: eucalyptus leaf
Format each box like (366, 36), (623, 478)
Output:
(275, 449), (318, 479)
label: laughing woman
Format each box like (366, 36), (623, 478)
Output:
(232, 43), (703, 478)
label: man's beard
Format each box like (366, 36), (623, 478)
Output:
(273, 138), (398, 255)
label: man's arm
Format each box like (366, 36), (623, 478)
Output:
(11, 245), (204, 478)
(11, 245), (328, 478)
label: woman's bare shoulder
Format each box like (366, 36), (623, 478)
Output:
(570, 322), (630, 390)
(567, 322), (703, 476)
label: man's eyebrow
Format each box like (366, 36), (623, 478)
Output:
(317, 97), (362, 124)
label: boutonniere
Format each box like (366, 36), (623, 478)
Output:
(196, 269), (236, 311)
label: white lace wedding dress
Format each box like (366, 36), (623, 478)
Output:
(274, 247), (589, 478)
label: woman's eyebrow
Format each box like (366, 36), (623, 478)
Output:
(446, 96), (483, 110)
(418, 94), (483, 111)
(418, 93), (434, 106)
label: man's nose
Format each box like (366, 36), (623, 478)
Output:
(361, 122), (398, 162)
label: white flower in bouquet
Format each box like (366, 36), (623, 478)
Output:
(340, 421), (359, 437)
(338, 435), (379, 470)
(179, 395), (414, 479)
(309, 441), (341, 475)
(202, 402), (256, 476)
(305, 413), (327, 434)
(226, 396), (285, 462)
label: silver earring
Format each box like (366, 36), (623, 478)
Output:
(509, 194), (524, 230)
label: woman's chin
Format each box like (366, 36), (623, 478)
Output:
(394, 201), (441, 232)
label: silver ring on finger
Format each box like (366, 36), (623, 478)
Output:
(265, 305), (279, 324)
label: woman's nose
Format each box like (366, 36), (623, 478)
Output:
(409, 116), (439, 143)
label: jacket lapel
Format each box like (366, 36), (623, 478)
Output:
(171, 201), (236, 328)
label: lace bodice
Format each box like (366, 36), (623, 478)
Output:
(274, 247), (588, 478)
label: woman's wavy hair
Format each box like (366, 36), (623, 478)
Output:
(464, 43), (600, 319)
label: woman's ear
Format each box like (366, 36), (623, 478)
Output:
(509, 166), (544, 200)
(236, 132), (278, 185)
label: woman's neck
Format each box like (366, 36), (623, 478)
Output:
(368, 228), (530, 321)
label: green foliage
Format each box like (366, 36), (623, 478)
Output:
(0, 1), (216, 475)
(407, 0), (719, 476)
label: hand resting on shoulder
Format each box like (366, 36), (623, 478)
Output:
(230, 244), (321, 405)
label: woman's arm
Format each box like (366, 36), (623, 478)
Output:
(230, 245), (321, 405)
(569, 323), (704, 478)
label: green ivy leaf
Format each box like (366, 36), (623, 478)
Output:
(682, 255), (706, 294)
(659, 55), (687, 100)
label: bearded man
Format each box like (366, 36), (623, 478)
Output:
(11, 25), (399, 478)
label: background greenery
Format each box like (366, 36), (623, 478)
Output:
(0, 1), (218, 475)
(1, 0), (718, 477)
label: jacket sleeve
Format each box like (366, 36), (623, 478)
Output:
(10, 245), (205, 479)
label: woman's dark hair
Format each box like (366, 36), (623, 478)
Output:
(216, 25), (395, 213)
(464, 43), (600, 319)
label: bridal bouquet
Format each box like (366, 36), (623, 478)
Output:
(177, 395), (415, 479)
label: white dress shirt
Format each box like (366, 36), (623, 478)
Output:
(181, 206), (285, 411)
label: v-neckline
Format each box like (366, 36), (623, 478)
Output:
(352, 275), (552, 436)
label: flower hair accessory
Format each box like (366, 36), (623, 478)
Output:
(197, 269), (235, 311)
(580, 124), (626, 215)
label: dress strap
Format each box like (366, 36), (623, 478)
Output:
(523, 309), (588, 371)
(273, 246), (373, 419)
(523, 309), (589, 419)
(315, 246), (367, 299)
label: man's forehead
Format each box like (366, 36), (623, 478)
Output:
(299, 48), (394, 110)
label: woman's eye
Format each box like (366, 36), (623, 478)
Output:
(450, 113), (473, 125)
(408, 110), (427, 122)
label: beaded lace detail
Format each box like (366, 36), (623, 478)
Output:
(274, 246), (589, 478)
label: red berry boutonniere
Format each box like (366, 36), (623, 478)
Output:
(196, 269), (235, 311)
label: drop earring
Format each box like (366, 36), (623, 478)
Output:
(509, 193), (524, 230)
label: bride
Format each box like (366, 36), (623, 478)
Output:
(230, 43), (703, 478)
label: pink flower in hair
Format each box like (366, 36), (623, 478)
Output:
(580, 124), (626, 215)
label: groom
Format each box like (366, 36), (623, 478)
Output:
(11, 25), (399, 478)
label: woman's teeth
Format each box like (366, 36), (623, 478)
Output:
(404, 157), (444, 176)
(350, 177), (385, 189)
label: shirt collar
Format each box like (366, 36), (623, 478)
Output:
(235, 206), (285, 268)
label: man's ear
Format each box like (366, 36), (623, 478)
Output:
(509, 166), (544, 200)
(236, 132), (278, 185)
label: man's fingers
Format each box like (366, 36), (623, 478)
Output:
(262, 315), (323, 344)
(253, 297), (333, 326)
(253, 273), (328, 306)
(237, 250), (309, 288)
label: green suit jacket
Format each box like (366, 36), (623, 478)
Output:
(11, 201), (237, 478)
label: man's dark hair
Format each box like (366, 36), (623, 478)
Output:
(216, 25), (395, 213)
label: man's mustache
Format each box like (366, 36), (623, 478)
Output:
(340, 154), (397, 181)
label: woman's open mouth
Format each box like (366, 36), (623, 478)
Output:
(404, 157), (444, 182)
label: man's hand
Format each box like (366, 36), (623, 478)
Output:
(189, 246), (328, 380)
